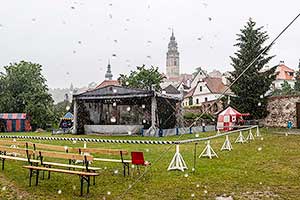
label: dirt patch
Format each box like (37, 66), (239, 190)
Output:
(0, 173), (33, 200)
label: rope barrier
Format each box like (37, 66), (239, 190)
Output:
(0, 125), (257, 145)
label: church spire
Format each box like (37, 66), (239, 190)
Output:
(105, 60), (113, 80)
(166, 30), (180, 78)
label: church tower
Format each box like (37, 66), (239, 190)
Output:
(105, 60), (113, 80)
(166, 30), (180, 78)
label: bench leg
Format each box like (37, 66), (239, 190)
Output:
(29, 169), (33, 187)
(1, 158), (5, 171)
(48, 166), (51, 179)
(80, 176), (84, 196)
(35, 170), (39, 186)
(87, 176), (90, 194)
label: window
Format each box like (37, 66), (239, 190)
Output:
(199, 86), (202, 92)
(205, 97), (208, 102)
(189, 97), (193, 106)
(174, 60), (177, 66)
(196, 99), (199, 104)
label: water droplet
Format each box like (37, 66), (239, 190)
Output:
(32, 18), (36, 22)
(110, 117), (116, 123)
(66, 106), (70, 110)
(128, 184), (132, 189)
(128, 131), (132, 135)
(259, 182), (262, 185)
(58, 190), (62, 194)
(131, 165), (135, 168)
(258, 102), (261, 106)
(196, 184), (200, 188)
(73, 185), (76, 190)
(208, 17), (212, 21)
(72, 140), (76, 144)
(113, 102), (117, 107)
(146, 55), (151, 59)
(261, 137), (264, 141)
(104, 167), (107, 170)
(78, 41), (82, 44)
(108, 3), (112, 6)
(2, 186), (6, 191)
(142, 104), (145, 108)
(127, 107), (131, 111)
(192, 168), (195, 172)
(204, 190), (208, 194)
(142, 119), (146, 123)
(114, 169), (119, 174)
(112, 54), (117, 58)
(113, 89), (117, 93)
(71, 6), (75, 9)
(125, 81), (129, 85)
(145, 149), (149, 152)
(109, 14), (112, 19)
(195, 134), (199, 138)
(191, 193), (195, 197)
(113, 40), (118, 43)
(73, 50), (76, 54)
(107, 191), (111, 195)
(257, 147), (262, 151)
(184, 173), (188, 178)
(126, 18), (130, 22)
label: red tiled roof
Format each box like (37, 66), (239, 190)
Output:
(204, 77), (226, 93)
(185, 86), (196, 98)
(276, 64), (295, 80)
(95, 80), (120, 89)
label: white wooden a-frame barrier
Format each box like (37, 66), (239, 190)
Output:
(199, 140), (218, 159)
(235, 131), (246, 143)
(256, 126), (261, 137)
(167, 145), (188, 171)
(221, 135), (233, 151)
(246, 129), (255, 141)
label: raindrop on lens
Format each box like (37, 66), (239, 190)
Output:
(257, 147), (262, 151)
(191, 193), (195, 198)
(184, 173), (188, 178)
(195, 134), (199, 138)
(204, 190), (208, 194)
(127, 107), (131, 111)
(58, 190), (62, 194)
(128, 131), (132, 135)
(114, 169), (118, 174)
(107, 191), (111, 195)
(261, 137), (264, 141)
(2, 186), (6, 191)
(196, 184), (200, 188)
(110, 117), (116, 123)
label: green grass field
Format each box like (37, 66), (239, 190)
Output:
(0, 128), (299, 200)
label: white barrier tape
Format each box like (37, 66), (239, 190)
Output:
(0, 125), (258, 145)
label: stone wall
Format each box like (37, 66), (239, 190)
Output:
(264, 95), (300, 127)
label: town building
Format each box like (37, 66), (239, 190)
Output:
(272, 61), (295, 89)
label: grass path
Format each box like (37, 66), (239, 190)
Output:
(0, 128), (299, 199)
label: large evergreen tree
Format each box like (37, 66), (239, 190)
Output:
(0, 61), (55, 129)
(228, 19), (276, 119)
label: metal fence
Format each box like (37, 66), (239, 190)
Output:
(142, 125), (216, 137)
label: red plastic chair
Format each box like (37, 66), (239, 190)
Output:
(131, 152), (150, 174)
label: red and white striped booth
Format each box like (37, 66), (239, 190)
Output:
(217, 107), (249, 131)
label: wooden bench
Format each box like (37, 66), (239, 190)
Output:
(0, 145), (39, 170)
(74, 147), (131, 176)
(23, 165), (99, 196)
(36, 150), (100, 183)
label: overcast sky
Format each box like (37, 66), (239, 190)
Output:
(0, 0), (299, 88)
